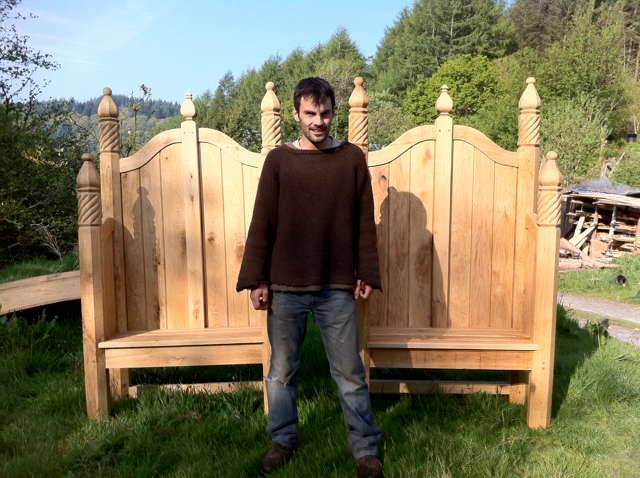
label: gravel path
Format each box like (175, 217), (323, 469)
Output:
(558, 292), (640, 347)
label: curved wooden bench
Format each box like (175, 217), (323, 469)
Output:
(0, 271), (80, 315)
(78, 78), (560, 430)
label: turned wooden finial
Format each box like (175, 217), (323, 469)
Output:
(436, 85), (453, 115)
(98, 87), (118, 118)
(261, 81), (282, 155)
(181, 91), (196, 121)
(348, 76), (369, 109)
(98, 87), (120, 153)
(537, 151), (562, 227)
(77, 153), (101, 227)
(348, 76), (369, 154)
(518, 77), (541, 147)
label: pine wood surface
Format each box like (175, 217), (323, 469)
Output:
(0, 271), (80, 315)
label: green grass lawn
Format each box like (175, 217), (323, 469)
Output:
(559, 253), (640, 303)
(1, 304), (639, 477)
(0, 254), (78, 284)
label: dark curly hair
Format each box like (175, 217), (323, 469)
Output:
(293, 77), (335, 112)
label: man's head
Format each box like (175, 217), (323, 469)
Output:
(292, 77), (336, 147)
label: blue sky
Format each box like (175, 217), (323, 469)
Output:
(18, 0), (414, 101)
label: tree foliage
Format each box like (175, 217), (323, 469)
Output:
(372, 0), (515, 96)
(403, 55), (498, 125)
(0, 0), (84, 265)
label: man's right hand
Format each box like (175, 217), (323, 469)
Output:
(250, 283), (270, 310)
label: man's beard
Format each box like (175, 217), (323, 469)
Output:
(303, 125), (328, 144)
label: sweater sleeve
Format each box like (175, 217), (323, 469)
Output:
(355, 152), (383, 292)
(236, 152), (279, 292)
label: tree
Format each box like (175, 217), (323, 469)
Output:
(508, 0), (578, 50)
(404, 55), (498, 125)
(0, 0), (83, 265)
(372, 0), (515, 96)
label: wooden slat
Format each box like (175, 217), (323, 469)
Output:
(201, 143), (228, 328)
(140, 154), (164, 329)
(469, 149), (494, 328)
(99, 326), (263, 348)
(367, 337), (537, 351)
(181, 118), (205, 328)
(367, 163), (390, 327)
(0, 271), (80, 315)
(160, 144), (188, 328)
(408, 141), (435, 329)
(370, 379), (511, 395)
(449, 141), (475, 328)
(222, 147), (249, 328)
(121, 169), (147, 330)
(369, 349), (533, 370)
(104, 343), (263, 368)
(388, 149), (411, 328)
(243, 158), (262, 328)
(369, 327), (530, 338)
(513, 151), (538, 334)
(100, 150), (126, 339)
(129, 381), (262, 398)
(490, 163), (518, 328)
(432, 113), (454, 327)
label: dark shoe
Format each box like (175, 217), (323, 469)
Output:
(356, 455), (384, 478)
(259, 442), (296, 476)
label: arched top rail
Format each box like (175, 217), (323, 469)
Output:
(369, 125), (435, 167)
(199, 128), (263, 168)
(453, 125), (519, 168)
(120, 129), (182, 172)
(119, 127), (263, 173)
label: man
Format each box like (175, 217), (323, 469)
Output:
(236, 77), (383, 478)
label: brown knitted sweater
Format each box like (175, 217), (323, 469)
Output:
(235, 141), (382, 292)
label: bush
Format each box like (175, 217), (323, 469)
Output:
(540, 95), (609, 187)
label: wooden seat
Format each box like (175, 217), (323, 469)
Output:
(99, 327), (264, 349)
(367, 328), (537, 351)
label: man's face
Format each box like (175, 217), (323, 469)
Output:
(293, 95), (334, 145)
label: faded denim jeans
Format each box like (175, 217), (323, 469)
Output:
(265, 288), (381, 459)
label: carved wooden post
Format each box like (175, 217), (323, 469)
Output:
(98, 87), (129, 400)
(348, 76), (371, 382)
(348, 76), (369, 155)
(528, 151), (562, 428)
(259, 81), (282, 413)
(432, 85), (454, 328)
(181, 91), (206, 328)
(77, 153), (109, 419)
(261, 82), (282, 156)
(511, 77), (542, 403)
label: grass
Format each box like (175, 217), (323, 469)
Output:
(558, 253), (640, 303)
(0, 254), (78, 284)
(1, 304), (639, 477)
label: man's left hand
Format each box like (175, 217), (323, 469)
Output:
(354, 279), (373, 300)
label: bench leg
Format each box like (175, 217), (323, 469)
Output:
(82, 345), (109, 419)
(509, 371), (528, 405)
(527, 350), (554, 428)
(357, 301), (370, 385)
(109, 368), (130, 400)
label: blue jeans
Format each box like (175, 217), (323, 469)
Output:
(265, 288), (381, 459)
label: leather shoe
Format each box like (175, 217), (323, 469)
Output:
(356, 455), (384, 478)
(259, 442), (296, 476)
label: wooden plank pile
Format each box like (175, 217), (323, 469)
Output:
(561, 188), (640, 270)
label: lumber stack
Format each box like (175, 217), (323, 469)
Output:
(562, 190), (640, 269)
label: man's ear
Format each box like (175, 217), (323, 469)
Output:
(292, 108), (300, 123)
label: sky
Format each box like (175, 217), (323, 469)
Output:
(17, 0), (415, 102)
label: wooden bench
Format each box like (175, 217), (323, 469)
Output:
(78, 77), (561, 429)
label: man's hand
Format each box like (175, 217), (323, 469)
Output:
(250, 283), (270, 310)
(354, 279), (373, 300)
